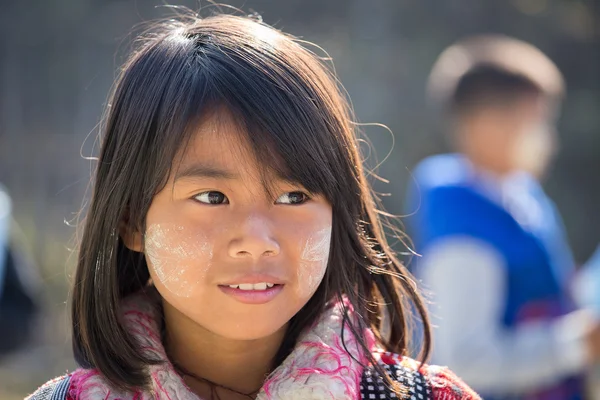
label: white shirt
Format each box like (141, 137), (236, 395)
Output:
(419, 237), (591, 395)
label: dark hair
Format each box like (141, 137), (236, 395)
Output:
(72, 13), (431, 393)
(427, 34), (564, 115)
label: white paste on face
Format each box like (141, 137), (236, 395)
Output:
(297, 226), (332, 298)
(144, 223), (213, 298)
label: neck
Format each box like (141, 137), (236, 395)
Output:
(162, 300), (287, 398)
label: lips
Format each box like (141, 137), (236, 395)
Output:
(217, 273), (286, 304)
(218, 283), (284, 304)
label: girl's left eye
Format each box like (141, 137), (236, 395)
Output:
(275, 192), (309, 205)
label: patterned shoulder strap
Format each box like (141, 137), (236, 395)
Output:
(27, 375), (71, 400)
(361, 361), (431, 399)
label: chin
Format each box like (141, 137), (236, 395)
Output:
(167, 290), (302, 341)
(204, 301), (296, 341)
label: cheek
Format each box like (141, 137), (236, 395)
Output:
(296, 226), (332, 298)
(144, 223), (214, 298)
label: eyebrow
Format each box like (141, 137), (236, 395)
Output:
(174, 162), (240, 182)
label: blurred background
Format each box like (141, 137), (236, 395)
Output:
(0, 0), (598, 398)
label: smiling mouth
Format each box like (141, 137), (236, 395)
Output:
(218, 284), (284, 304)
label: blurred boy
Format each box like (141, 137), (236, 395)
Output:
(406, 35), (600, 399)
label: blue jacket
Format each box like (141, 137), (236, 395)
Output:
(405, 154), (584, 400)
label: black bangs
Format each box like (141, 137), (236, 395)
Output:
(198, 52), (343, 200)
(129, 16), (348, 212)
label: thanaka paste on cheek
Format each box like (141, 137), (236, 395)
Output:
(297, 226), (332, 297)
(144, 223), (213, 298)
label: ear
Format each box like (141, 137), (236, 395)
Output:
(119, 217), (144, 253)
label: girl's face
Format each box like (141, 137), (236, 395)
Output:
(128, 111), (332, 340)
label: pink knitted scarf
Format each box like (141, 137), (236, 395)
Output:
(68, 289), (376, 400)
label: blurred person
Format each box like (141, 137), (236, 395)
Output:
(574, 245), (600, 397)
(405, 35), (600, 399)
(27, 14), (479, 400)
(574, 246), (600, 313)
(0, 184), (10, 300)
(0, 183), (41, 358)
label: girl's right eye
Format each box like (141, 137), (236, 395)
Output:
(194, 191), (229, 205)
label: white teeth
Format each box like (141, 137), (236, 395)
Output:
(238, 283), (254, 291)
(253, 282), (267, 290)
(228, 282), (275, 291)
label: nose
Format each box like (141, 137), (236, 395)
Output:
(227, 213), (280, 260)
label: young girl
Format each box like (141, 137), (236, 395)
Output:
(28, 13), (479, 400)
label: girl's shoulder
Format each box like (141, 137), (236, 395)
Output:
(25, 374), (72, 400)
(362, 351), (481, 400)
